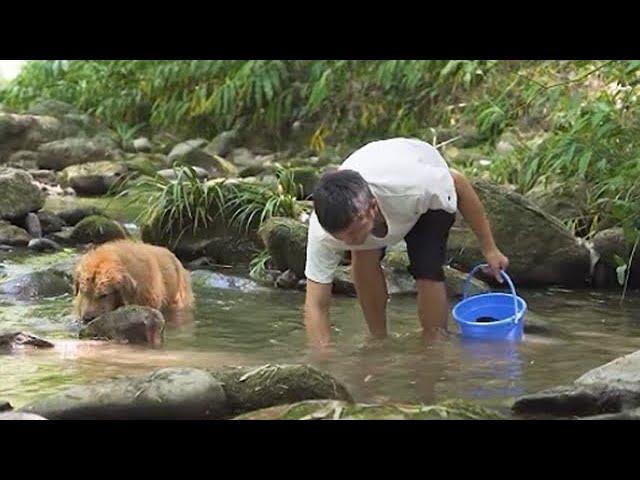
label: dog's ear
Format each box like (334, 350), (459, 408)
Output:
(118, 272), (138, 305)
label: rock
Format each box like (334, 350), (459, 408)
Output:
(238, 163), (275, 178)
(27, 169), (58, 186)
(275, 269), (298, 289)
(132, 137), (152, 153)
(57, 205), (104, 226)
(512, 349), (640, 418)
(0, 168), (45, 221)
(591, 227), (639, 289)
(6, 150), (40, 169)
(23, 212), (42, 238)
(0, 412), (47, 420)
(59, 160), (128, 195)
(37, 137), (119, 171)
(70, 215), (128, 244)
(0, 331), (55, 351)
(258, 217), (308, 278)
(124, 153), (169, 176)
(0, 114), (36, 161)
(229, 148), (260, 168)
(28, 238), (62, 252)
(48, 227), (74, 245)
(447, 179), (591, 287)
(0, 268), (73, 300)
(157, 167), (209, 181)
(27, 99), (79, 117)
(150, 132), (179, 154)
(0, 400), (11, 412)
(234, 398), (504, 420)
(526, 179), (592, 236)
(79, 306), (165, 346)
(168, 139), (237, 176)
(382, 247), (490, 297)
(21, 367), (229, 420)
(36, 211), (67, 234)
(0, 222), (31, 247)
(211, 364), (353, 416)
(205, 130), (239, 157)
(167, 139), (208, 163)
(290, 166), (320, 199)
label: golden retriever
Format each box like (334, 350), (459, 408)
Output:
(73, 239), (194, 322)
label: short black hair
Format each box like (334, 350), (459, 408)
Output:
(312, 169), (374, 233)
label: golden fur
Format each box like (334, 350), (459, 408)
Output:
(73, 239), (194, 322)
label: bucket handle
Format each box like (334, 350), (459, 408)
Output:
(463, 263), (521, 324)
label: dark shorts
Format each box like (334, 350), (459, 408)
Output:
(381, 209), (456, 282)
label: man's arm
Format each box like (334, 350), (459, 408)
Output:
(304, 280), (333, 348)
(450, 168), (509, 281)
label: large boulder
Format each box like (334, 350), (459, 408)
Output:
(58, 160), (128, 195)
(0, 114), (31, 161)
(234, 398), (504, 420)
(20, 368), (229, 420)
(70, 215), (128, 244)
(512, 349), (640, 418)
(0, 168), (45, 221)
(37, 137), (120, 171)
(79, 306), (165, 346)
(0, 112), (99, 163)
(447, 179), (592, 287)
(526, 179), (592, 236)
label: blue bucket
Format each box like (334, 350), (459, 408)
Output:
(452, 264), (527, 341)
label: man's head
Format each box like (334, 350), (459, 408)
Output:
(312, 169), (378, 245)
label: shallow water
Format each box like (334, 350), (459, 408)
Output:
(2, 246), (640, 415)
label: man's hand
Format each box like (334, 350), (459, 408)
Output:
(482, 247), (509, 283)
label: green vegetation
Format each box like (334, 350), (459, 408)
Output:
(3, 60), (640, 289)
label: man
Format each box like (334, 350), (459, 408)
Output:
(304, 137), (509, 348)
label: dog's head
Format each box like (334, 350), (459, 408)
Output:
(73, 248), (137, 323)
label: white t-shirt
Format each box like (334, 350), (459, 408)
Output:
(305, 137), (458, 284)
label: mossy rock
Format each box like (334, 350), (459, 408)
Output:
(70, 215), (127, 244)
(258, 217), (308, 278)
(290, 166), (320, 199)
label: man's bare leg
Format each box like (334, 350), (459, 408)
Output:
(351, 249), (388, 339)
(416, 278), (449, 342)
